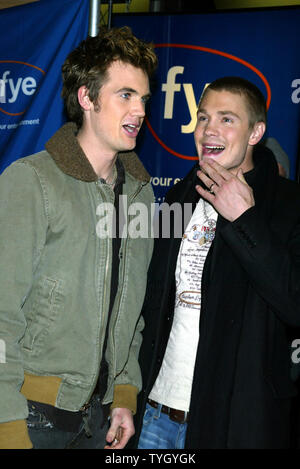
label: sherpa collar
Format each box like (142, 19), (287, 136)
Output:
(45, 122), (151, 183)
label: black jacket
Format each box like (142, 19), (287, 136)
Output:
(133, 145), (300, 449)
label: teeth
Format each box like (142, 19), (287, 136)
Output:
(124, 124), (137, 133)
(205, 145), (225, 150)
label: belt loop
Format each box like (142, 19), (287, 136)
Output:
(155, 402), (162, 420)
(149, 400), (162, 420)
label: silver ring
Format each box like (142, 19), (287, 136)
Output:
(209, 183), (215, 193)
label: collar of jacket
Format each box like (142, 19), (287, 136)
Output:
(45, 122), (151, 183)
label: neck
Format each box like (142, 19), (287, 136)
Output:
(99, 164), (117, 186)
(76, 126), (117, 179)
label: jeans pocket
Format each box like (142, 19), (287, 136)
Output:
(27, 402), (55, 430)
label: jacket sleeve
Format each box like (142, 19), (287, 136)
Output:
(221, 204), (300, 327)
(111, 312), (145, 414)
(0, 161), (48, 448)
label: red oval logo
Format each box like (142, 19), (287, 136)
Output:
(146, 44), (271, 161)
(0, 60), (45, 116)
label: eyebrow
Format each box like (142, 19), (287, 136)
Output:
(198, 108), (241, 120)
(218, 110), (241, 119)
(117, 87), (152, 100)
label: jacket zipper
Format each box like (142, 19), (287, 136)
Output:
(110, 182), (145, 386)
(82, 181), (114, 407)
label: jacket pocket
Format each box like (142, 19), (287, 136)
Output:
(22, 276), (63, 354)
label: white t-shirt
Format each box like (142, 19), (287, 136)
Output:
(149, 199), (218, 411)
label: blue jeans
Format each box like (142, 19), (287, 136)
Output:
(27, 395), (109, 449)
(138, 402), (187, 449)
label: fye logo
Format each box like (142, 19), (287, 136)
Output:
(146, 44), (271, 160)
(0, 61), (45, 115)
(162, 65), (203, 135)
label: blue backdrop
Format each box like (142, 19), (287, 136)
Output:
(0, 0), (89, 173)
(0, 6), (299, 204)
(113, 9), (300, 202)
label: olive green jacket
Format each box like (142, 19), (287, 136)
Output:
(0, 123), (154, 448)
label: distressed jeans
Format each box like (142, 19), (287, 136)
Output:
(138, 402), (187, 449)
(27, 395), (109, 449)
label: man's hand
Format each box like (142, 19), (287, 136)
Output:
(104, 407), (135, 449)
(196, 160), (255, 222)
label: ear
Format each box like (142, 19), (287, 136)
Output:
(248, 121), (266, 146)
(77, 86), (91, 111)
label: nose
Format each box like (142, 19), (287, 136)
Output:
(203, 118), (218, 136)
(131, 97), (146, 118)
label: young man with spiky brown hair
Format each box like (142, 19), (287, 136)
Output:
(0, 26), (157, 449)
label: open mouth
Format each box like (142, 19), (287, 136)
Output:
(202, 144), (225, 156)
(123, 123), (139, 137)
